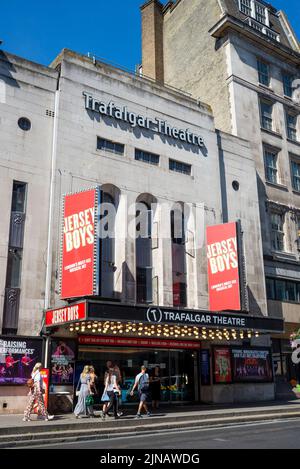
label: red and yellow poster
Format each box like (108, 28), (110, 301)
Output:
(214, 348), (232, 384)
(61, 189), (98, 299)
(34, 368), (49, 413)
(207, 222), (241, 311)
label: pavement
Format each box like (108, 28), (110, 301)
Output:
(1, 399), (300, 448)
(32, 418), (300, 449)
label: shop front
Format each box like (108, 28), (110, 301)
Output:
(77, 336), (199, 405)
(44, 300), (284, 410)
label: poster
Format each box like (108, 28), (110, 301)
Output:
(34, 369), (49, 413)
(206, 222), (241, 311)
(213, 348), (232, 384)
(50, 340), (76, 385)
(200, 350), (210, 385)
(232, 348), (273, 383)
(0, 337), (43, 385)
(60, 188), (99, 299)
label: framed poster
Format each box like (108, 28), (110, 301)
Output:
(60, 188), (100, 299)
(231, 348), (273, 383)
(0, 336), (43, 385)
(206, 222), (241, 311)
(200, 350), (211, 385)
(213, 347), (232, 384)
(50, 339), (76, 385)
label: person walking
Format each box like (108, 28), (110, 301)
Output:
(74, 365), (94, 418)
(130, 366), (151, 419)
(150, 366), (161, 411)
(23, 362), (54, 422)
(101, 368), (121, 420)
(87, 366), (98, 418)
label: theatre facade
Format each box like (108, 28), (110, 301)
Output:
(0, 48), (284, 412)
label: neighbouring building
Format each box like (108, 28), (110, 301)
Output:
(140, 0), (300, 396)
(0, 38), (284, 411)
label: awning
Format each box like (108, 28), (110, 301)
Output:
(44, 300), (284, 337)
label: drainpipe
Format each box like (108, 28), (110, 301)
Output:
(43, 80), (60, 367)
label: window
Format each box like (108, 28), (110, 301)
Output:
(240, 0), (252, 16)
(270, 212), (285, 252)
(260, 99), (273, 131)
(266, 277), (300, 303)
(97, 137), (124, 155)
(283, 73), (293, 98)
(286, 112), (298, 141)
(266, 277), (275, 300)
(135, 149), (159, 166)
(257, 60), (270, 86)
(169, 159), (191, 176)
(5, 248), (22, 288)
(291, 160), (300, 192)
(171, 207), (187, 307)
(255, 3), (267, 24)
(11, 182), (27, 213)
(18, 117), (31, 131)
(136, 202), (153, 304)
(99, 192), (116, 299)
(264, 148), (278, 184)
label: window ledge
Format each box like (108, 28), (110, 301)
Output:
(261, 128), (283, 139)
(267, 299), (300, 306)
(287, 138), (300, 147)
(258, 83), (274, 93)
(292, 189), (300, 196)
(271, 251), (298, 263)
(265, 181), (289, 191)
(284, 95), (293, 101)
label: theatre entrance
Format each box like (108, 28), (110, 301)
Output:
(76, 345), (199, 405)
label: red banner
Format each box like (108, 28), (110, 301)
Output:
(207, 222), (241, 311)
(78, 335), (201, 350)
(45, 303), (86, 327)
(61, 189), (98, 299)
(34, 368), (49, 413)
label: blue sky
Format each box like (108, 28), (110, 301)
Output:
(0, 0), (299, 69)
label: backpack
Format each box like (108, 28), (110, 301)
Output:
(138, 373), (149, 393)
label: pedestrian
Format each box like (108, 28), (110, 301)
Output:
(101, 368), (121, 420)
(23, 362), (54, 422)
(150, 366), (161, 411)
(130, 366), (151, 419)
(74, 365), (94, 418)
(89, 366), (98, 395)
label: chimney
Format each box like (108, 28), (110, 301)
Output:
(141, 0), (164, 83)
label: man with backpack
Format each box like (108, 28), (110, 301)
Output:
(130, 366), (151, 419)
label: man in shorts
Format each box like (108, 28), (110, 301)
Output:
(130, 366), (151, 419)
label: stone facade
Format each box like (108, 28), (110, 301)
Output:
(0, 43), (272, 411)
(140, 0), (300, 334)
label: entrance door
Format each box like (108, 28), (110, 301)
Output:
(78, 346), (197, 404)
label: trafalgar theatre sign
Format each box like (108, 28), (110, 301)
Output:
(83, 92), (205, 148)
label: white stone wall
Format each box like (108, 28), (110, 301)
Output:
(50, 51), (223, 310)
(0, 51), (58, 334)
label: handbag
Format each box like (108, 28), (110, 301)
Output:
(101, 391), (110, 402)
(86, 395), (94, 406)
(26, 378), (34, 389)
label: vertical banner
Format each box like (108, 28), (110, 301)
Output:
(213, 348), (232, 384)
(61, 188), (99, 299)
(206, 222), (241, 311)
(34, 368), (49, 413)
(200, 350), (211, 385)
